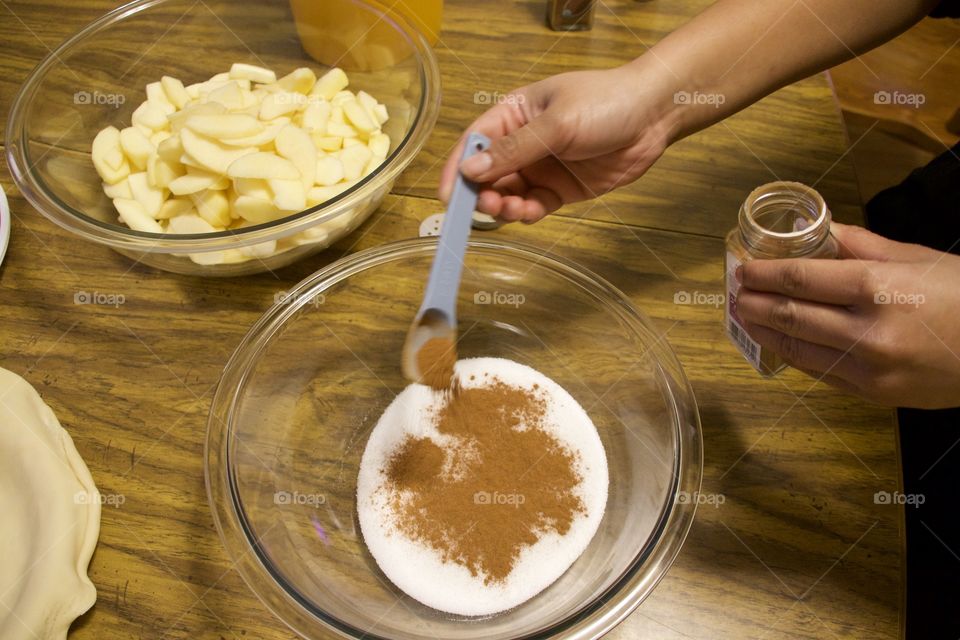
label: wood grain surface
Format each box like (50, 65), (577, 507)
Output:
(0, 0), (901, 639)
(830, 16), (960, 153)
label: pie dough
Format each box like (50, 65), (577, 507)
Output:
(0, 367), (100, 640)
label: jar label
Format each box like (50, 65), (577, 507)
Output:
(725, 251), (762, 370)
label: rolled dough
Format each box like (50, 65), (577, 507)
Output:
(0, 367), (100, 640)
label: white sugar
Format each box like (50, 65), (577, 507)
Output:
(356, 357), (608, 616)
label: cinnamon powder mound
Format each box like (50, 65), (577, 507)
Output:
(416, 337), (457, 390)
(385, 380), (584, 584)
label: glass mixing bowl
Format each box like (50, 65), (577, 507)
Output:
(5, 0), (439, 276)
(206, 238), (703, 639)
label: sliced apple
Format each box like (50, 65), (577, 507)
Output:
(230, 63), (276, 84)
(238, 238), (278, 258)
(275, 124), (317, 190)
(119, 127), (154, 171)
(113, 198), (163, 232)
(132, 101), (171, 131)
(96, 64), (391, 258)
(233, 178), (273, 200)
(314, 155), (344, 186)
(149, 130), (171, 147)
(218, 117), (288, 147)
(226, 152), (300, 180)
(147, 153), (184, 189)
(156, 134), (184, 163)
(373, 103), (389, 125)
(233, 195), (280, 223)
(167, 213), (220, 234)
(276, 67), (316, 94)
(301, 101), (331, 133)
(185, 113), (263, 139)
(312, 67), (349, 101)
(103, 148), (126, 171)
(92, 126), (131, 184)
(356, 90), (378, 113)
(259, 91), (307, 120)
(128, 171), (166, 218)
(342, 98), (377, 134)
(368, 132), (390, 159)
(102, 179), (132, 200)
(161, 76), (190, 109)
(190, 189), (231, 227)
(326, 121), (358, 138)
(362, 156), (382, 177)
(268, 178), (306, 211)
(146, 81), (175, 110)
(206, 81), (244, 109)
(180, 128), (256, 175)
(307, 182), (353, 207)
(169, 172), (221, 196)
(313, 135), (343, 152)
(157, 197), (194, 220)
(288, 225), (330, 247)
(331, 90), (355, 107)
(339, 144), (372, 181)
(167, 101), (226, 132)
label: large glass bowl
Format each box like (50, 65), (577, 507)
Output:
(206, 238), (703, 639)
(5, 0), (439, 276)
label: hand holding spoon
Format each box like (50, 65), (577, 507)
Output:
(402, 132), (491, 388)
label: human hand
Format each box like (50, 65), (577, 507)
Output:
(735, 223), (960, 409)
(438, 62), (677, 223)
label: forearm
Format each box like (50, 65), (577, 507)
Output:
(631, 0), (937, 142)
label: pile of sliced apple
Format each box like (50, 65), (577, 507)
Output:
(91, 63), (391, 264)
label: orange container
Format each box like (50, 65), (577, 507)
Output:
(290, 0), (442, 71)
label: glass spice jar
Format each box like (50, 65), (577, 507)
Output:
(724, 181), (839, 376)
(547, 0), (595, 31)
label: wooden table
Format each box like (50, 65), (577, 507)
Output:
(0, 0), (902, 638)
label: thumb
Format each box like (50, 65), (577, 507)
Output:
(832, 222), (931, 262)
(460, 114), (562, 183)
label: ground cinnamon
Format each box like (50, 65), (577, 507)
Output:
(385, 377), (584, 584)
(416, 336), (457, 390)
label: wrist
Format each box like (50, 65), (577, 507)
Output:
(619, 56), (687, 149)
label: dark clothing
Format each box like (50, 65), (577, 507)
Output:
(931, 0), (960, 18)
(864, 140), (960, 639)
(866, 142), (960, 255)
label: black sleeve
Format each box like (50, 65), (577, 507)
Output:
(930, 0), (960, 18)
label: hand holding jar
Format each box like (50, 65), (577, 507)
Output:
(735, 223), (960, 409)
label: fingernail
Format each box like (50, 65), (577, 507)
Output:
(734, 265), (743, 283)
(461, 152), (492, 177)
